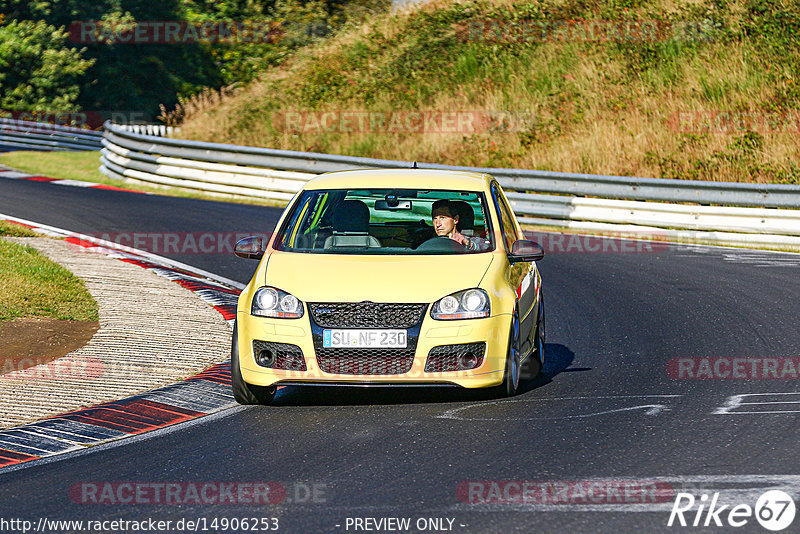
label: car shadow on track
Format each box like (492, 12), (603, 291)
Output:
(518, 343), (585, 395)
(269, 343), (581, 406)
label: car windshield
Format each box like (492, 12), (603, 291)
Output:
(275, 188), (495, 255)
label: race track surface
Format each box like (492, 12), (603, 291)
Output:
(1, 177), (799, 533)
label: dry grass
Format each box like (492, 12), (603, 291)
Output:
(173, 0), (800, 184)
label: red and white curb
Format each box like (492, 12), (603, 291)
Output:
(0, 214), (246, 471)
(0, 168), (145, 194)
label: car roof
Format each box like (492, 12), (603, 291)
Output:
(302, 168), (494, 191)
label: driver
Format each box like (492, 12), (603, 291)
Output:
(431, 199), (488, 252)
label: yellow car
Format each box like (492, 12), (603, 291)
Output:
(231, 169), (545, 404)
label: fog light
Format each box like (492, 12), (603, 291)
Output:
(459, 351), (478, 370)
(257, 349), (275, 367)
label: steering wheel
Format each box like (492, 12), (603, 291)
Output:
(410, 222), (433, 245)
(415, 236), (468, 252)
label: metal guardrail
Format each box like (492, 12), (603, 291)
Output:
(114, 124), (176, 137)
(101, 122), (800, 208)
(0, 118), (103, 152)
(100, 121), (800, 247)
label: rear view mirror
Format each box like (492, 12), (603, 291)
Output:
(375, 199), (412, 210)
(508, 240), (544, 263)
(235, 236), (264, 260)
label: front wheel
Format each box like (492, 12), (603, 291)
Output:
(534, 291), (545, 365)
(231, 321), (276, 405)
(498, 312), (521, 397)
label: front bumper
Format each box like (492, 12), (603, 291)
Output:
(237, 311), (510, 388)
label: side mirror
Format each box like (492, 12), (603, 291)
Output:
(234, 236), (264, 260)
(508, 240), (544, 263)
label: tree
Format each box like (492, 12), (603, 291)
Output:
(0, 20), (93, 111)
(0, 0), (387, 118)
(1, 0), (223, 117)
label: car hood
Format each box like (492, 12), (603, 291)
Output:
(264, 252), (494, 303)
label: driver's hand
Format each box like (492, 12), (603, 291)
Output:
(451, 231), (467, 245)
(451, 232), (476, 251)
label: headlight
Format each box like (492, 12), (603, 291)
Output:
(252, 287), (304, 318)
(431, 289), (490, 320)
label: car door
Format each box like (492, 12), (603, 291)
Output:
(491, 182), (537, 358)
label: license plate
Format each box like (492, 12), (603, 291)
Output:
(323, 329), (407, 348)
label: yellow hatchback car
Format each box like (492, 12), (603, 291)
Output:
(231, 169), (545, 404)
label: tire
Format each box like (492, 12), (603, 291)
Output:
(534, 291), (545, 366)
(522, 291), (545, 380)
(497, 311), (521, 397)
(231, 321), (276, 405)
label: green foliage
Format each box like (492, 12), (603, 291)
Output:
(0, 20), (93, 111)
(728, 131), (763, 153)
(0, 0), (221, 116)
(742, 0), (800, 111)
(0, 0), (388, 118)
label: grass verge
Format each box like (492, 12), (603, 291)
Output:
(0, 151), (108, 184)
(0, 221), (38, 238)
(0, 226), (99, 322)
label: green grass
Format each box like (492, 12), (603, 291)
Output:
(0, 220), (38, 237)
(0, 151), (286, 207)
(0, 151), (108, 184)
(0, 237), (99, 322)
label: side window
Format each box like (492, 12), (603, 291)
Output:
(491, 183), (517, 251)
(281, 195), (312, 249)
(279, 192), (329, 250)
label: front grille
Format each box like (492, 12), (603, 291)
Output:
(425, 342), (486, 372)
(315, 347), (415, 375)
(308, 302), (427, 329)
(252, 340), (306, 371)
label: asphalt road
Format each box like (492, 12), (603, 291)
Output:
(2, 177), (800, 533)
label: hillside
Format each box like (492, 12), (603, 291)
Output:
(172, 0), (800, 184)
